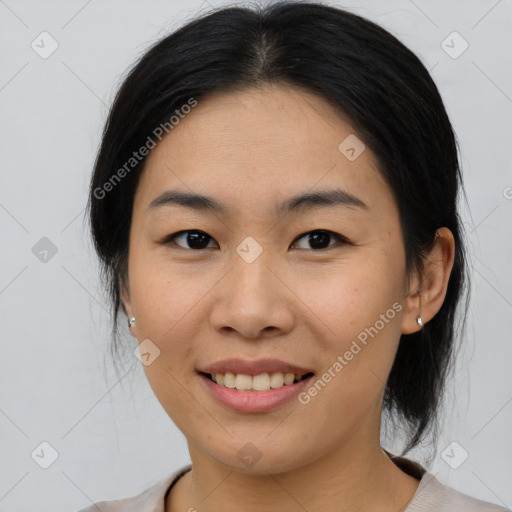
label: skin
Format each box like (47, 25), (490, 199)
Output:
(120, 83), (455, 512)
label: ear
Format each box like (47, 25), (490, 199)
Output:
(119, 276), (137, 336)
(401, 227), (455, 334)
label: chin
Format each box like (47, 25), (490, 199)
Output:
(201, 437), (318, 476)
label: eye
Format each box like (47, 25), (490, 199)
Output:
(163, 230), (218, 250)
(291, 229), (351, 250)
(162, 229), (351, 251)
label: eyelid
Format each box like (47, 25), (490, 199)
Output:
(161, 230), (218, 249)
(161, 229), (354, 250)
(291, 230), (354, 248)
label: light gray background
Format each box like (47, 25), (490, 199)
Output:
(1, 0), (511, 511)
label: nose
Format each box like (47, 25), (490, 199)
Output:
(209, 247), (296, 340)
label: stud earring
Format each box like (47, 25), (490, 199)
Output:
(416, 295), (423, 327)
(128, 317), (136, 328)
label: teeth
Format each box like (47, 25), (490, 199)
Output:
(210, 372), (306, 391)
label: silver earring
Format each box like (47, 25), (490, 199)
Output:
(416, 295), (423, 327)
(128, 317), (136, 328)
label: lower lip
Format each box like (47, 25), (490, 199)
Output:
(198, 373), (314, 413)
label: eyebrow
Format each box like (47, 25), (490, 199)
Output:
(147, 187), (368, 216)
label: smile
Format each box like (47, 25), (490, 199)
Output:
(202, 371), (315, 391)
(198, 371), (316, 412)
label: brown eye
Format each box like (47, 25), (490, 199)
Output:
(164, 230), (218, 250)
(162, 229), (351, 251)
(292, 230), (350, 250)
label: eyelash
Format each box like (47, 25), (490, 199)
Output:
(160, 229), (353, 251)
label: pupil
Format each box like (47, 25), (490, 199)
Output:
(188, 231), (210, 249)
(309, 231), (330, 249)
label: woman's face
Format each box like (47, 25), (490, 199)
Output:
(122, 83), (416, 474)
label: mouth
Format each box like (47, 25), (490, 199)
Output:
(198, 371), (315, 392)
(197, 369), (316, 412)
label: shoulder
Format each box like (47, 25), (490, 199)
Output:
(384, 450), (509, 511)
(409, 472), (510, 511)
(74, 465), (192, 512)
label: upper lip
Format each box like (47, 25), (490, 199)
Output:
(198, 358), (315, 376)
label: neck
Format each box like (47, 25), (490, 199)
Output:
(167, 429), (420, 512)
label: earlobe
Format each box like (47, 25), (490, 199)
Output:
(401, 287), (423, 335)
(416, 294), (424, 327)
(120, 283), (131, 316)
(121, 290), (138, 337)
(119, 278), (134, 322)
(400, 228), (455, 335)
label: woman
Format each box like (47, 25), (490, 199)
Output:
(80, 1), (509, 511)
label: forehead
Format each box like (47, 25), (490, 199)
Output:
(134, 83), (392, 217)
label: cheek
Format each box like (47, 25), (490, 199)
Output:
(298, 256), (401, 335)
(300, 256), (404, 390)
(129, 247), (213, 338)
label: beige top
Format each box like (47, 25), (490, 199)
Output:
(76, 451), (510, 511)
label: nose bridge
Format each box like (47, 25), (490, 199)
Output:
(209, 234), (294, 338)
(206, 222), (297, 340)
(230, 235), (275, 295)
